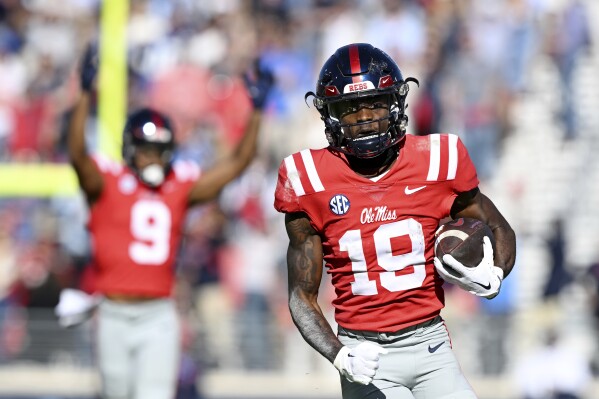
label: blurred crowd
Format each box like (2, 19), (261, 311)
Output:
(0, 0), (598, 398)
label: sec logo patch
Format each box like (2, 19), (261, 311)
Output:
(118, 174), (137, 195)
(329, 194), (350, 215)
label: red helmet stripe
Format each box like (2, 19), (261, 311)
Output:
(348, 44), (362, 83)
(151, 112), (164, 128)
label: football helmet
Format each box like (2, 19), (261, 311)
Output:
(122, 108), (175, 187)
(306, 43), (418, 158)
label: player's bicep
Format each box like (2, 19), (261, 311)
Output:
(73, 157), (104, 204)
(285, 212), (323, 302)
(452, 189), (507, 231)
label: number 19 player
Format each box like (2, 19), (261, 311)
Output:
(274, 43), (516, 399)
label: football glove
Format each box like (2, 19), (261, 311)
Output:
(434, 236), (504, 299)
(243, 60), (275, 110)
(54, 288), (100, 328)
(80, 43), (98, 92)
(333, 342), (388, 385)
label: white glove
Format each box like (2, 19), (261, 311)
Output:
(54, 289), (100, 328)
(434, 236), (504, 299)
(333, 342), (388, 385)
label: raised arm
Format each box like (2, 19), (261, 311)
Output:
(187, 110), (263, 205)
(68, 45), (103, 203)
(187, 64), (274, 206)
(451, 188), (517, 277)
(285, 212), (342, 363)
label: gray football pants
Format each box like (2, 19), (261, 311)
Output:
(338, 316), (477, 399)
(97, 298), (180, 399)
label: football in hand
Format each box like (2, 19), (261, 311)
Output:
(434, 218), (495, 269)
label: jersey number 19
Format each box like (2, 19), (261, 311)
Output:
(339, 218), (426, 296)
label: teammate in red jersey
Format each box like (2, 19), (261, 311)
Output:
(274, 43), (516, 398)
(68, 45), (273, 399)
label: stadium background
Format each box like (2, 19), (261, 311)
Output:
(0, 0), (598, 398)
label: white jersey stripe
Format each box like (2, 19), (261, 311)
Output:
(300, 149), (325, 192)
(284, 155), (305, 196)
(447, 134), (458, 180)
(427, 134), (441, 181)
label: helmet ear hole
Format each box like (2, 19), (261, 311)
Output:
(399, 83), (409, 96)
(400, 115), (408, 131)
(324, 118), (342, 147)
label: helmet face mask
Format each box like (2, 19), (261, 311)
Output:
(122, 108), (175, 187)
(306, 43), (417, 159)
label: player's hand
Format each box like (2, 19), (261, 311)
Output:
(54, 288), (100, 328)
(333, 342), (388, 385)
(434, 236), (503, 299)
(80, 43), (98, 92)
(243, 60), (275, 110)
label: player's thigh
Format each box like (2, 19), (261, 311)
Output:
(96, 303), (132, 399)
(133, 302), (180, 399)
(412, 321), (477, 399)
(413, 367), (477, 399)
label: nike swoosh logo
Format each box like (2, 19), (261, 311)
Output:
(473, 281), (491, 290)
(428, 342), (443, 353)
(405, 185), (427, 195)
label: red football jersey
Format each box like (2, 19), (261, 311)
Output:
(274, 134), (478, 332)
(89, 156), (200, 297)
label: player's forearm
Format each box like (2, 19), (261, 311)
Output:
(289, 291), (343, 364)
(67, 92), (104, 201)
(481, 196), (517, 277)
(231, 110), (262, 173)
(68, 93), (91, 166)
(191, 111), (262, 203)
(491, 223), (516, 277)
(468, 192), (517, 278)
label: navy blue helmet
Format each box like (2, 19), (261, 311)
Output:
(122, 108), (175, 185)
(306, 43), (418, 158)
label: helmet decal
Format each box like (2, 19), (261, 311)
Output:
(343, 81), (375, 94)
(348, 44), (363, 81)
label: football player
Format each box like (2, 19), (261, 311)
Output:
(274, 43), (516, 398)
(68, 45), (274, 399)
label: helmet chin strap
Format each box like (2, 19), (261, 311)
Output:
(140, 164), (165, 187)
(342, 113), (403, 158)
(345, 145), (399, 177)
(345, 131), (390, 158)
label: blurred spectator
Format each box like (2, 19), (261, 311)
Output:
(441, 24), (502, 182)
(545, 0), (591, 141)
(587, 261), (599, 375)
(178, 204), (234, 370)
(0, 206), (19, 362)
(477, 254), (519, 375)
(542, 218), (572, 300)
(514, 329), (592, 399)
(220, 161), (285, 370)
(364, 0), (427, 77)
